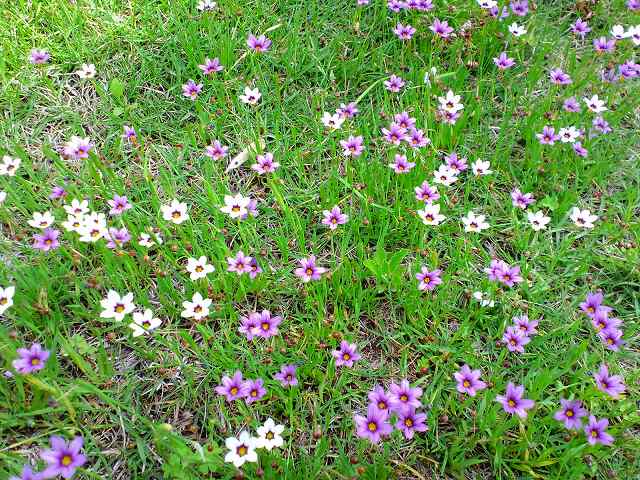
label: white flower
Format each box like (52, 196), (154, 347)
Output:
(628, 25), (640, 46)
(527, 210), (551, 231)
(321, 112), (345, 130)
(100, 290), (135, 321)
(239, 86), (261, 105)
(0, 156), (21, 176)
(138, 231), (163, 247)
(256, 418), (285, 450)
(77, 212), (108, 242)
(197, 0), (217, 10)
(583, 95), (607, 113)
(432, 164), (459, 186)
(0, 285), (15, 315)
(61, 214), (84, 233)
(471, 160), (492, 176)
(27, 211), (55, 229)
(161, 199), (189, 224)
(570, 207), (598, 229)
(181, 292), (211, 320)
(64, 198), (90, 216)
(220, 193), (251, 219)
(417, 203), (446, 225)
(186, 256), (215, 280)
(224, 431), (259, 468)
(610, 24), (628, 40)
(558, 126), (581, 143)
(75, 63), (96, 79)
(473, 291), (495, 307)
(423, 66), (438, 86)
(438, 90), (464, 114)
(462, 211), (490, 232)
(508, 22), (527, 37)
(0, 191), (6, 204)
(477, 0), (497, 8)
(129, 309), (162, 337)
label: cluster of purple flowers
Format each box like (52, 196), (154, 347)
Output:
(238, 310), (282, 340)
(580, 292), (625, 351)
(502, 315), (539, 354)
(381, 111), (430, 149)
(215, 371), (267, 404)
(485, 259), (524, 287)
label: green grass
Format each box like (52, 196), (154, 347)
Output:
(1, 0), (639, 478)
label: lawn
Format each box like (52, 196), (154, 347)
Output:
(1, 0), (639, 478)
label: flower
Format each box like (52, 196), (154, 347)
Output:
(433, 165), (459, 186)
(591, 312), (621, 332)
(495, 383), (535, 418)
(199, 57), (224, 74)
(30, 49), (50, 64)
(12, 343), (50, 374)
(381, 123), (406, 144)
(497, 263), (523, 287)
(527, 210), (551, 231)
(332, 341), (361, 367)
(244, 378), (267, 404)
(510, 0), (528, 15)
(462, 211), (490, 232)
(558, 126), (581, 143)
(252, 310), (282, 338)
(181, 292), (211, 320)
(573, 141), (588, 157)
(354, 404), (393, 443)
(368, 385), (391, 412)
(197, 0), (217, 11)
(584, 416), (614, 446)
(503, 326), (530, 353)
(454, 364), (487, 396)
(583, 95), (607, 113)
(64, 199), (89, 216)
(563, 96), (581, 113)
(182, 79), (203, 100)
(49, 186), (66, 200)
(473, 291), (495, 307)
(414, 181), (440, 203)
(0, 155), (21, 176)
(477, 0), (497, 8)
(389, 379), (423, 413)
(0, 285), (15, 315)
(550, 68), (572, 85)
(247, 34), (272, 52)
(511, 189), (534, 209)
(33, 228), (60, 252)
(395, 408), (428, 439)
(100, 291), (135, 322)
(9, 464), (40, 480)
(598, 328), (624, 351)
(274, 364), (298, 386)
(415, 267), (442, 291)
(384, 74), (405, 92)
(337, 102), (359, 118)
(239, 86), (261, 105)
(186, 256), (215, 280)
(256, 418), (285, 450)
(138, 231), (162, 248)
(592, 116), (612, 134)
(593, 364), (626, 398)
(513, 315), (538, 336)
(224, 431), (259, 467)
(251, 152), (280, 174)
(108, 195), (132, 215)
(204, 140), (229, 160)
(508, 22), (527, 36)
(77, 212), (108, 243)
(106, 227), (130, 249)
(471, 160), (492, 176)
(340, 136), (365, 157)
(388, 154), (415, 174)
(445, 152), (468, 173)
(593, 37), (616, 53)
(536, 126), (560, 145)
(75, 63), (96, 78)
(494, 52), (515, 69)
(438, 90), (464, 113)
(129, 309), (162, 337)
(160, 199), (189, 224)
(220, 193), (252, 219)
(579, 292), (610, 318)
(40, 436), (87, 479)
(406, 128), (430, 148)
(227, 251), (254, 275)
(63, 136), (94, 160)
(554, 399), (588, 430)
(417, 203), (446, 226)
(393, 23), (416, 40)
(322, 205), (348, 230)
(294, 255), (327, 282)
(122, 126), (137, 141)
(215, 371), (250, 401)
(571, 18), (591, 38)
(321, 111), (345, 130)
(570, 207), (598, 229)
(430, 19), (454, 39)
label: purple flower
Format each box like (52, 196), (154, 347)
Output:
(394, 111), (416, 130)
(550, 68), (572, 85)
(106, 227), (130, 249)
(354, 404), (393, 443)
(384, 74), (405, 92)
(497, 263), (523, 287)
(294, 255), (327, 282)
(248, 257), (262, 279)
(591, 312), (621, 332)
(444, 152), (467, 173)
(593, 364), (626, 398)
(205, 140), (229, 160)
(393, 23), (416, 40)
(395, 408), (428, 439)
(322, 205), (348, 230)
(107, 194), (132, 215)
(415, 267), (442, 291)
(414, 181), (440, 203)
(484, 259), (508, 281)
(122, 125), (137, 140)
(600, 68), (619, 84)
(227, 251), (254, 275)
(536, 126), (560, 145)
(502, 326), (530, 353)
(592, 116), (612, 134)
(571, 18), (591, 38)
(593, 37), (615, 54)
(579, 292), (611, 318)
(368, 386), (391, 412)
(182, 79), (203, 100)
(430, 19), (454, 39)
(274, 364), (298, 387)
(554, 399), (588, 430)
(406, 128), (429, 148)
(629, 0), (640, 10)
(247, 34), (272, 53)
(584, 415), (614, 446)
(389, 379), (423, 413)
(49, 186), (66, 200)
(33, 228), (60, 252)
(339, 135), (364, 157)
(244, 378), (267, 404)
(254, 310), (281, 338)
(198, 57), (224, 75)
(252, 152), (280, 174)
(512, 315), (538, 336)
(12, 343), (50, 374)
(388, 154), (415, 174)
(494, 52), (515, 70)
(337, 102), (358, 118)
(387, 0), (406, 12)
(332, 341), (361, 367)
(619, 60), (640, 80)
(215, 371), (250, 401)
(9, 464), (40, 480)
(511, 188), (535, 209)
(40, 436), (87, 479)
(510, 0), (528, 16)
(573, 142), (588, 158)
(30, 49), (50, 64)
(453, 364), (487, 397)
(381, 123), (407, 144)
(563, 97), (581, 113)
(238, 313), (260, 340)
(598, 328), (624, 351)
(495, 383), (535, 418)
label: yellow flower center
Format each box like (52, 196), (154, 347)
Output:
(508, 400), (515, 407)
(61, 455), (72, 466)
(342, 353), (351, 361)
(31, 358), (40, 366)
(115, 304), (125, 313)
(400, 394), (408, 402)
(367, 422), (377, 432)
(566, 410), (574, 417)
(237, 445), (247, 456)
(463, 380), (470, 388)
(230, 387), (238, 395)
(404, 418), (413, 427)
(266, 431), (274, 440)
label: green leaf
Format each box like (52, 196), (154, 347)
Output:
(109, 77), (125, 99)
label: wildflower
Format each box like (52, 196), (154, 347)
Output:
(181, 292), (211, 320)
(129, 309), (162, 337)
(496, 383), (535, 418)
(332, 341), (361, 367)
(321, 112), (345, 130)
(49, 186), (66, 200)
(477, 0), (497, 8)
(415, 181), (440, 203)
(393, 23), (416, 40)
(563, 97), (581, 112)
(384, 74), (405, 92)
(394, 111), (416, 130)
(64, 199), (89, 216)
(417, 203), (446, 226)
(381, 124), (407, 144)
(0, 191), (5, 204)
(138, 232), (162, 248)
(445, 152), (467, 173)
(494, 52), (515, 69)
(416, 266), (442, 291)
(462, 211), (490, 232)
(220, 193), (251, 219)
(0, 155), (21, 176)
(294, 255), (327, 282)
(430, 19), (454, 39)
(40, 436), (87, 479)
(368, 386), (391, 412)
(471, 160), (492, 175)
(594, 364), (626, 398)
(252, 310), (282, 338)
(511, 188), (534, 209)
(510, 0), (528, 15)
(77, 212), (106, 241)
(238, 313), (260, 340)
(593, 37), (616, 53)
(108, 195), (132, 215)
(160, 199), (189, 224)
(610, 25), (627, 40)
(0, 285), (15, 315)
(389, 380), (423, 413)
(30, 49), (50, 64)
(592, 116), (612, 134)
(406, 128), (430, 148)
(550, 68), (572, 85)
(244, 378), (267, 404)
(106, 227), (130, 249)
(340, 135), (365, 157)
(395, 409), (428, 439)
(337, 102), (359, 118)
(354, 404), (393, 443)
(256, 418), (285, 450)
(274, 364), (298, 387)
(573, 142), (588, 157)
(186, 256), (215, 280)
(251, 152), (280, 174)
(12, 343), (50, 374)
(63, 136), (94, 160)
(28, 211), (55, 229)
(570, 207), (598, 229)
(503, 326), (530, 353)
(433, 164), (459, 186)
(9, 464), (40, 480)
(100, 291), (135, 322)
(591, 312), (621, 332)
(388, 154), (415, 174)
(197, 0), (217, 11)
(227, 251), (254, 275)
(513, 315), (538, 336)
(497, 263), (523, 287)
(248, 257), (262, 279)
(509, 22), (527, 36)
(122, 125), (136, 141)
(580, 292), (610, 318)
(75, 63), (96, 78)
(571, 18), (591, 38)
(536, 126), (560, 145)
(204, 140), (229, 160)
(598, 328), (624, 351)
(453, 364), (487, 396)
(584, 95), (607, 113)
(199, 58), (224, 76)
(387, 0), (405, 11)
(473, 291), (495, 307)
(224, 431), (259, 467)
(629, 0), (640, 10)
(619, 60), (640, 79)
(584, 416), (614, 446)
(239, 86), (261, 105)
(554, 399), (588, 429)
(438, 90), (464, 113)
(322, 206), (348, 230)
(247, 34), (272, 52)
